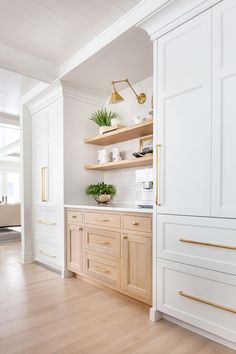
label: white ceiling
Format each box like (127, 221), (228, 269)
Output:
(0, 68), (38, 115)
(63, 27), (152, 95)
(0, 0), (142, 65)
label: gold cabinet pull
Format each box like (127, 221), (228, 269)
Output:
(179, 238), (236, 251)
(178, 291), (236, 314)
(132, 221), (139, 226)
(96, 219), (109, 222)
(78, 226), (83, 231)
(156, 144), (161, 206)
(122, 234), (128, 239)
(72, 215), (77, 219)
(94, 240), (110, 245)
(38, 250), (57, 259)
(94, 266), (109, 273)
(38, 220), (57, 226)
(41, 167), (48, 202)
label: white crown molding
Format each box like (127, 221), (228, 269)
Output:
(0, 112), (19, 126)
(59, 0), (170, 78)
(138, 0), (222, 40)
(0, 43), (59, 83)
(61, 81), (104, 107)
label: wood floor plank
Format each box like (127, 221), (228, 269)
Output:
(0, 242), (234, 354)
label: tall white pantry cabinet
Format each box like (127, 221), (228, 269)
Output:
(142, 0), (236, 349)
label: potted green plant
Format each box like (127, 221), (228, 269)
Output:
(85, 182), (116, 204)
(89, 108), (119, 134)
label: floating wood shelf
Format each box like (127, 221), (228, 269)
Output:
(84, 155), (153, 171)
(84, 120), (153, 146)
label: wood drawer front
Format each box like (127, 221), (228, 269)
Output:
(123, 215), (152, 234)
(84, 253), (120, 289)
(157, 215), (236, 275)
(67, 210), (83, 223)
(35, 240), (61, 267)
(35, 209), (61, 236)
(157, 259), (236, 343)
(84, 211), (121, 229)
(84, 227), (120, 259)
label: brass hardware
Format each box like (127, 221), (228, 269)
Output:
(156, 144), (161, 206)
(94, 240), (110, 245)
(122, 234), (128, 239)
(94, 266), (109, 273)
(39, 250), (56, 259)
(110, 79), (146, 105)
(179, 238), (236, 251)
(72, 215), (77, 219)
(79, 227), (83, 231)
(178, 291), (236, 314)
(38, 220), (57, 226)
(41, 167), (48, 202)
(96, 219), (109, 222)
(132, 222), (139, 226)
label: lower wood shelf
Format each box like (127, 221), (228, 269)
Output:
(84, 155), (153, 171)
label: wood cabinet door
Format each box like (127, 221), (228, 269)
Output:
(67, 223), (83, 274)
(156, 10), (212, 216)
(211, 0), (236, 218)
(121, 233), (152, 304)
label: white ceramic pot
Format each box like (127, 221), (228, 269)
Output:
(95, 194), (111, 204)
(111, 117), (121, 127)
(99, 126), (108, 134)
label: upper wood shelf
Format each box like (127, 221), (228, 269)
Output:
(84, 155), (153, 171)
(84, 120), (153, 146)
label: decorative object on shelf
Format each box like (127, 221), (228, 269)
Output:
(140, 135), (153, 153)
(85, 182), (116, 204)
(133, 115), (147, 125)
(112, 147), (121, 162)
(111, 116), (121, 127)
(110, 79), (146, 105)
(89, 108), (119, 134)
(100, 124), (125, 135)
(97, 149), (112, 164)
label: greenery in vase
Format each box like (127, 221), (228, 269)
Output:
(85, 182), (116, 197)
(89, 108), (119, 127)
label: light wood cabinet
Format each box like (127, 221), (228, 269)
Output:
(66, 208), (152, 305)
(67, 223), (83, 274)
(121, 233), (152, 304)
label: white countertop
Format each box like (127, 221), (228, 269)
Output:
(64, 203), (153, 214)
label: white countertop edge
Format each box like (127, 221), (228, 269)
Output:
(64, 204), (153, 214)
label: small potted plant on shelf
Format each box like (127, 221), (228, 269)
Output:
(89, 108), (119, 134)
(85, 182), (116, 204)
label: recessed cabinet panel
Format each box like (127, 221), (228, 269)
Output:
(157, 11), (211, 216)
(84, 227), (120, 259)
(212, 0), (236, 217)
(67, 223), (83, 274)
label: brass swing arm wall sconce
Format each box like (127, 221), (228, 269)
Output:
(110, 79), (146, 105)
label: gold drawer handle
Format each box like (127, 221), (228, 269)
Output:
(72, 215), (77, 219)
(94, 240), (110, 245)
(156, 144), (161, 206)
(96, 219), (109, 222)
(122, 234), (128, 239)
(178, 291), (236, 314)
(38, 250), (57, 259)
(132, 222), (139, 226)
(78, 226), (83, 231)
(38, 220), (57, 226)
(179, 238), (236, 251)
(94, 266), (109, 273)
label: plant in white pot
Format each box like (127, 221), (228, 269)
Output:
(89, 108), (119, 134)
(85, 182), (116, 204)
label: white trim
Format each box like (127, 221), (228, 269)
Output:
(163, 314), (236, 351)
(0, 112), (19, 126)
(21, 252), (34, 264)
(138, 0), (222, 40)
(149, 307), (163, 322)
(61, 81), (104, 107)
(0, 43), (59, 83)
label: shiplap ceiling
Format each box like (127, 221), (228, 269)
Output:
(0, 0), (142, 65)
(0, 68), (38, 115)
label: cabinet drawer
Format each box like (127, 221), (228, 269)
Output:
(84, 253), (120, 289)
(123, 214), (152, 234)
(84, 211), (121, 229)
(67, 209), (83, 223)
(84, 227), (120, 259)
(34, 209), (61, 236)
(35, 240), (61, 267)
(157, 215), (236, 275)
(157, 259), (236, 343)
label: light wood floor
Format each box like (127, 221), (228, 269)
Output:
(0, 242), (234, 354)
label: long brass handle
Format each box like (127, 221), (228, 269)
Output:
(178, 291), (236, 314)
(94, 240), (110, 245)
(38, 250), (57, 259)
(94, 266), (109, 273)
(179, 238), (236, 251)
(41, 167), (48, 202)
(156, 144), (161, 206)
(38, 220), (57, 226)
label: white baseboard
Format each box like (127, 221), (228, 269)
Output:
(149, 307), (163, 322)
(163, 314), (236, 351)
(21, 253), (34, 264)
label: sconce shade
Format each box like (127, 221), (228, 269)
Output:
(110, 88), (124, 104)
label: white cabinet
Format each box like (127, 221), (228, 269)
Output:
(157, 11), (212, 216)
(211, 0), (236, 218)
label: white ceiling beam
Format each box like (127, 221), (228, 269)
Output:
(0, 139), (20, 156)
(0, 43), (59, 83)
(60, 0), (171, 78)
(0, 112), (19, 126)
